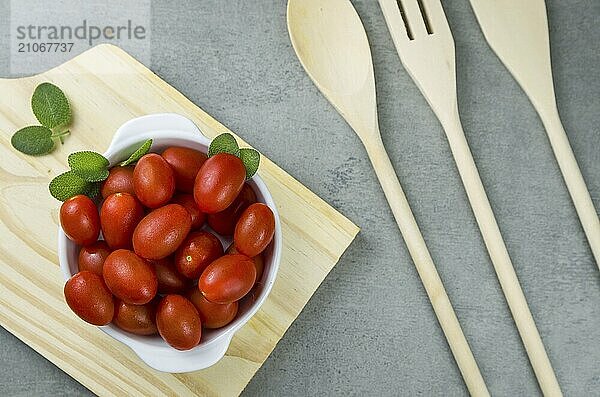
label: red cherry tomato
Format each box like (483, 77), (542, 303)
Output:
(161, 146), (207, 193)
(193, 153), (246, 214)
(234, 203), (275, 257)
(156, 295), (202, 350)
(207, 183), (257, 236)
(226, 243), (264, 283)
(113, 299), (158, 335)
(187, 288), (238, 329)
(175, 231), (223, 279)
(60, 195), (100, 246)
(171, 193), (206, 230)
(150, 256), (190, 294)
(132, 204), (192, 260)
(103, 249), (158, 305)
(101, 166), (135, 198)
(64, 271), (114, 326)
(199, 254), (256, 304)
(78, 240), (111, 276)
(133, 153), (175, 208)
(100, 192), (144, 250)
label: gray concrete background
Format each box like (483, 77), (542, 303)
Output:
(1, 0), (599, 395)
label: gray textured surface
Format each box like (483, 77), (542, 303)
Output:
(1, 0), (599, 396)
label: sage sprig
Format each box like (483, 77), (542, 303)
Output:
(208, 133), (260, 179)
(49, 139), (152, 202)
(11, 82), (72, 156)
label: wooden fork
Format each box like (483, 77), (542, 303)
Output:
(378, 0), (562, 395)
(469, 0), (600, 270)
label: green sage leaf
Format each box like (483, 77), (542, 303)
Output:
(49, 171), (93, 201)
(31, 82), (71, 129)
(239, 148), (260, 179)
(11, 125), (54, 155)
(68, 151), (110, 182)
(120, 139), (152, 166)
(208, 133), (240, 157)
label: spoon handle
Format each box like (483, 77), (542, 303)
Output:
(364, 135), (489, 397)
(538, 106), (600, 269)
(440, 111), (562, 396)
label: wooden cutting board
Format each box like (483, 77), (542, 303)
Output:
(0, 44), (358, 397)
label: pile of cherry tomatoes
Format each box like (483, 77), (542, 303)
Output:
(61, 146), (275, 351)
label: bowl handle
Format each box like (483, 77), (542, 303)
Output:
(106, 113), (205, 154)
(128, 334), (234, 373)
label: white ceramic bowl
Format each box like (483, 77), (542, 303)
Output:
(58, 113), (282, 373)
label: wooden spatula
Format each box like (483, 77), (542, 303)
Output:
(469, 0), (600, 270)
(287, 0), (488, 394)
(377, 1), (562, 395)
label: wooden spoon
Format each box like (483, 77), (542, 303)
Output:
(469, 0), (600, 270)
(287, 0), (489, 395)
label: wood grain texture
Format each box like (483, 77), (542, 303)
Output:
(0, 44), (358, 397)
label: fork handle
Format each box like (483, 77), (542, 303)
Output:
(363, 135), (490, 397)
(538, 106), (600, 269)
(440, 113), (562, 397)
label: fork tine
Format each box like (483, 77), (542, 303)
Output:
(399, 0), (429, 38)
(421, 0), (451, 31)
(378, 0), (411, 41)
(379, 0), (429, 40)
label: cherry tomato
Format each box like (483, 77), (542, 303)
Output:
(103, 249), (158, 305)
(171, 193), (206, 230)
(156, 295), (201, 350)
(64, 271), (114, 326)
(101, 166), (135, 198)
(100, 192), (144, 250)
(133, 153), (175, 208)
(78, 240), (111, 276)
(234, 203), (275, 257)
(226, 243), (264, 283)
(187, 288), (238, 329)
(161, 146), (207, 193)
(175, 231), (223, 279)
(132, 204), (192, 260)
(60, 195), (100, 246)
(150, 256), (190, 294)
(207, 184), (257, 236)
(112, 299), (158, 335)
(193, 153), (246, 214)
(199, 254), (256, 304)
